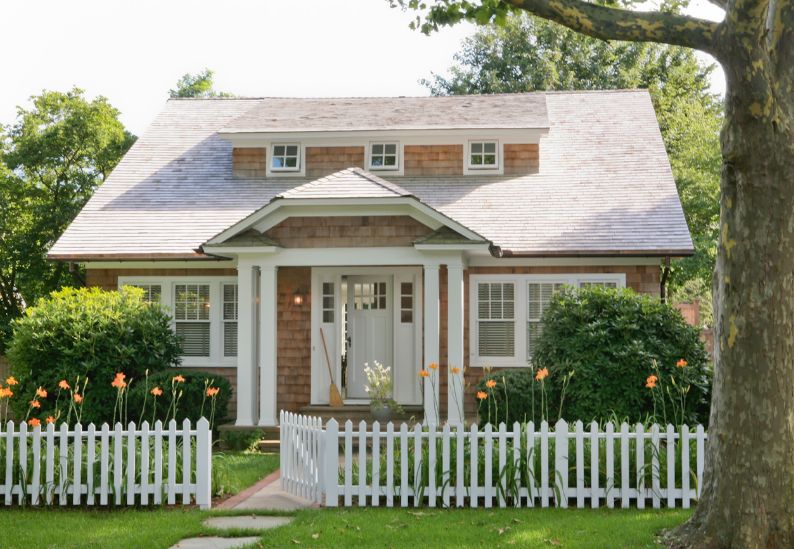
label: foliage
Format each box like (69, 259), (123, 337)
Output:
(169, 69), (233, 98)
(475, 368), (561, 425)
(422, 4), (722, 301)
(363, 361), (393, 402)
(533, 286), (711, 424)
(127, 369), (232, 428)
(220, 428), (264, 452)
(0, 88), (135, 352)
(6, 286), (180, 424)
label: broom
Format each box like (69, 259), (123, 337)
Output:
(320, 327), (344, 407)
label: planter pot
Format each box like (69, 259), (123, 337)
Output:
(370, 401), (393, 423)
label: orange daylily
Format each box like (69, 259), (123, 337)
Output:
(29, 399), (41, 409)
(646, 375), (658, 389)
(45, 416), (56, 425)
(173, 375), (186, 383)
(676, 359), (688, 368)
(35, 387), (47, 398)
(111, 372), (127, 389)
(28, 418), (41, 428)
(0, 387), (12, 398)
(418, 370), (430, 378)
(428, 363), (439, 371)
(535, 367), (549, 381)
(206, 387), (220, 398)
(485, 379), (497, 389)
(450, 366), (461, 375)
(6, 376), (18, 386)
(73, 393), (83, 404)
(476, 391), (488, 400)
(58, 380), (70, 390)
(150, 387), (163, 397)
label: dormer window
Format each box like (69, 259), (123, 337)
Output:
(271, 144), (300, 171)
(468, 141), (499, 170)
(369, 142), (399, 171)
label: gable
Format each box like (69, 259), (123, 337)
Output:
(263, 215), (434, 248)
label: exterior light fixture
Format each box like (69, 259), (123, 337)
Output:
(292, 289), (305, 306)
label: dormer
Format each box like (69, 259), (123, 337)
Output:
(220, 94), (549, 179)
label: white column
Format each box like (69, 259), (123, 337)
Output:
(235, 261), (257, 426)
(258, 264), (278, 426)
(423, 264), (440, 426)
(447, 263), (465, 425)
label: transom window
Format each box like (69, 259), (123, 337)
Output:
(353, 282), (387, 310)
(222, 283), (238, 358)
(400, 282), (413, 323)
(322, 282), (335, 323)
(469, 141), (498, 169)
(271, 144), (300, 171)
(369, 143), (398, 170)
(471, 274), (625, 366)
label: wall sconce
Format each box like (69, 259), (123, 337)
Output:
(292, 289), (306, 306)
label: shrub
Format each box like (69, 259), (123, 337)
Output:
(475, 369), (539, 426)
(534, 286), (711, 425)
(126, 369), (232, 428)
(6, 286), (181, 425)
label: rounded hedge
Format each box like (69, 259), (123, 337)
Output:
(7, 286), (181, 424)
(126, 369), (232, 427)
(534, 286), (711, 425)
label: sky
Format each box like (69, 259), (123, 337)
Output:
(1, 0), (726, 136)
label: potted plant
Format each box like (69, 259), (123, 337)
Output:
(364, 361), (398, 423)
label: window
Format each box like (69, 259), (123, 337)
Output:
(471, 274), (625, 366)
(271, 144), (300, 171)
(527, 282), (565, 361)
(353, 282), (387, 310)
(400, 282), (413, 323)
(174, 284), (211, 357)
(469, 141), (498, 169)
(477, 282), (515, 357)
(222, 283), (238, 358)
(369, 143), (398, 170)
(127, 284), (161, 303)
(322, 282), (335, 323)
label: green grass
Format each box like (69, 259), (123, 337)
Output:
(260, 507), (692, 548)
(0, 507), (691, 548)
(212, 452), (280, 497)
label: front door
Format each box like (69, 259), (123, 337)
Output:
(345, 276), (393, 399)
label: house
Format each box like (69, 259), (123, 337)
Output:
(49, 90), (692, 426)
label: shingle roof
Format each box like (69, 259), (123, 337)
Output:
(277, 167), (412, 199)
(220, 94), (549, 133)
(49, 90), (693, 260)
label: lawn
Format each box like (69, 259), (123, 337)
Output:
(213, 451), (280, 497)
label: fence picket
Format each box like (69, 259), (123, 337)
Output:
(512, 422), (521, 508)
(31, 425), (41, 506)
(344, 420), (353, 507)
(45, 423), (55, 505)
(620, 423), (629, 509)
(605, 422), (615, 509)
(651, 424), (660, 509)
(666, 424), (675, 508)
(324, 419), (339, 507)
(441, 423), (450, 508)
(636, 423), (645, 509)
(470, 423), (479, 508)
(59, 422), (68, 505)
(181, 419), (191, 505)
(589, 421), (598, 509)
(555, 420), (569, 509)
(19, 422), (27, 505)
(100, 423), (109, 506)
(575, 421), (584, 509)
(540, 421), (549, 508)
(113, 423), (123, 505)
(3, 422), (12, 505)
(526, 421), (535, 508)
(127, 422), (136, 505)
(680, 424), (690, 509)
(497, 422), (507, 508)
(484, 423), (493, 509)
(456, 424), (465, 507)
(153, 421), (163, 505)
(413, 423), (422, 508)
(167, 420), (176, 505)
(400, 422), (408, 508)
(696, 424), (706, 499)
(357, 420), (366, 506)
(372, 421), (381, 507)
(139, 421), (149, 506)
(86, 424), (95, 505)
(386, 422), (394, 508)
(428, 424), (437, 508)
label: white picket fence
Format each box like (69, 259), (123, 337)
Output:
(280, 411), (708, 509)
(0, 418), (212, 509)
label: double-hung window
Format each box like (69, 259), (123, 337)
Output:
(119, 277), (238, 366)
(471, 274), (625, 366)
(271, 144), (300, 171)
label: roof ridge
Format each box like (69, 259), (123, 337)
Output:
(347, 167), (411, 196)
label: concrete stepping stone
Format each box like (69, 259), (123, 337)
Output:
(170, 537), (260, 549)
(204, 516), (294, 530)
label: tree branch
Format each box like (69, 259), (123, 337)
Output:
(505, 0), (720, 54)
(705, 0), (727, 10)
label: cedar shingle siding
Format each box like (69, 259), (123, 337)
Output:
(404, 145), (464, 177)
(264, 215), (433, 248)
(503, 143), (540, 175)
(232, 148), (267, 178)
(305, 146), (365, 178)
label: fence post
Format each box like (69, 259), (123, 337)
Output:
(554, 419), (569, 508)
(196, 417), (211, 510)
(324, 419), (339, 507)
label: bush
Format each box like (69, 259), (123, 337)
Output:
(475, 369), (538, 426)
(534, 286), (711, 425)
(126, 369), (232, 428)
(6, 286), (181, 424)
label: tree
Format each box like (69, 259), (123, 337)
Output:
(0, 88), (135, 352)
(424, 9), (722, 308)
(169, 69), (233, 98)
(395, 0), (794, 546)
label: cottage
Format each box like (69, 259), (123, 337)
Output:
(49, 91), (692, 426)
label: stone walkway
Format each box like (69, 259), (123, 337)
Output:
(169, 470), (314, 549)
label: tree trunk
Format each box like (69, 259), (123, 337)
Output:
(668, 34), (794, 548)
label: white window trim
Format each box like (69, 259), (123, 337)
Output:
(366, 141), (402, 173)
(469, 273), (626, 367)
(118, 276), (238, 368)
(465, 139), (502, 175)
(268, 142), (304, 176)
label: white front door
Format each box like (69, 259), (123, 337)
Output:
(345, 276), (393, 399)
